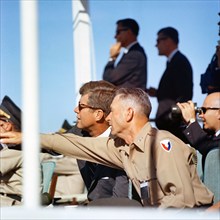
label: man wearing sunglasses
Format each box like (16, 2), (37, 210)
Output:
(177, 92), (220, 156)
(68, 80), (139, 205)
(103, 18), (147, 91)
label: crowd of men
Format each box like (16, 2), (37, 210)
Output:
(0, 18), (219, 210)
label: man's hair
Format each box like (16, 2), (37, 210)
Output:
(115, 88), (152, 118)
(158, 27), (179, 44)
(79, 80), (116, 116)
(117, 18), (139, 36)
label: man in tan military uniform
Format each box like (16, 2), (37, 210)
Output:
(0, 96), (23, 206)
(0, 96), (52, 206)
(0, 89), (214, 208)
(0, 148), (23, 206)
(51, 120), (85, 197)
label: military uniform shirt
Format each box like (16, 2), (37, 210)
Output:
(40, 122), (213, 208)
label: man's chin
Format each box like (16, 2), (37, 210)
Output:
(110, 129), (116, 136)
(76, 122), (82, 129)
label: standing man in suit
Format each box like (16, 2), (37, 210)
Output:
(103, 18), (147, 91)
(148, 27), (193, 141)
(200, 45), (220, 94)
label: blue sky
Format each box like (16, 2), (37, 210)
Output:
(1, 0), (219, 133)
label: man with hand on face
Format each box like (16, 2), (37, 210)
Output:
(103, 18), (147, 91)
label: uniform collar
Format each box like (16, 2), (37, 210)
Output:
(215, 130), (220, 137)
(133, 122), (154, 152)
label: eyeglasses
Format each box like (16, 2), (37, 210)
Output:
(116, 28), (128, 35)
(200, 107), (220, 114)
(156, 37), (168, 44)
(78, 102), (100, 111)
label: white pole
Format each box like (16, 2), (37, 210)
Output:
(20, 0), (40, 208)
(72, 0), (96, 104)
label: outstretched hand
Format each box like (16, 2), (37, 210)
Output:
(0, 131), (22, 145)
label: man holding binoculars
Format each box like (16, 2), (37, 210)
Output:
(176, 92), (220, 156)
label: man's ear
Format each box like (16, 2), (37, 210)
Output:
(126, 107), (134, 122)
(95, 109), (105, 122)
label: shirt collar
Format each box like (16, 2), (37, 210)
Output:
(123, 41), (138, 54)
(98, 127), (111, 137)
(215, 130), (220, 137)
(0, 143), (8, 150)
(133, 122), (154, 152)
(167, 48), (178, 62)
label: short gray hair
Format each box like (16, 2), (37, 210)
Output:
(115, 88), (152, 118)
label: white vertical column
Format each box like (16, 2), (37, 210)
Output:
(72, 0), (96, 104)
(20, 0), (40, 208)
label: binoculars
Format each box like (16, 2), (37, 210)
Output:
(171, 103), (202, 119)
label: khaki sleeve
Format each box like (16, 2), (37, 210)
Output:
(0, 149), (23, 176)
(40, 133), (123, 170)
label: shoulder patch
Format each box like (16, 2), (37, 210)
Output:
(160, 139), (172, 152)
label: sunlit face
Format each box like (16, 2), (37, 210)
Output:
(106, 95), (126, 137)
(0, 119), (12, 133)
(74, 94), (97, 131)
(199, 96), (220, 131)
(114, 24), (129, 47)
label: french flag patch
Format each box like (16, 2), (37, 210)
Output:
(160, 139), (172, 152)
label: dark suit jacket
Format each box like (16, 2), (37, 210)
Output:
(77, 160), (129, 201)
(183, 121), (220, 170)
(155, 51), (193, 140)
(68, 126), (131, 201)
(157, 51), (193, 102)
(183, 122), (220, 156)
(103, 42), (147, 90)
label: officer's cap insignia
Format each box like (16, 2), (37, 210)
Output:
(160, 139), (172, 152)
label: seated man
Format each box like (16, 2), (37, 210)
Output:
(0, 96), (23, 206)
(0, 96), (53, 206)
(52, 121), (85, 198)
(177, 92), (220, 207)
(70, 81), (136, 204)
(176, 92), (220, 157)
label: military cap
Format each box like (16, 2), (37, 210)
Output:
(0, 96), (22, 130)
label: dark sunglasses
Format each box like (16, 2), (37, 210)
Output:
(156, 37), (168, 44)
(78, 102), (101, 111)
(200, 107), (220, 114)
(116, 28), (128, 35)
